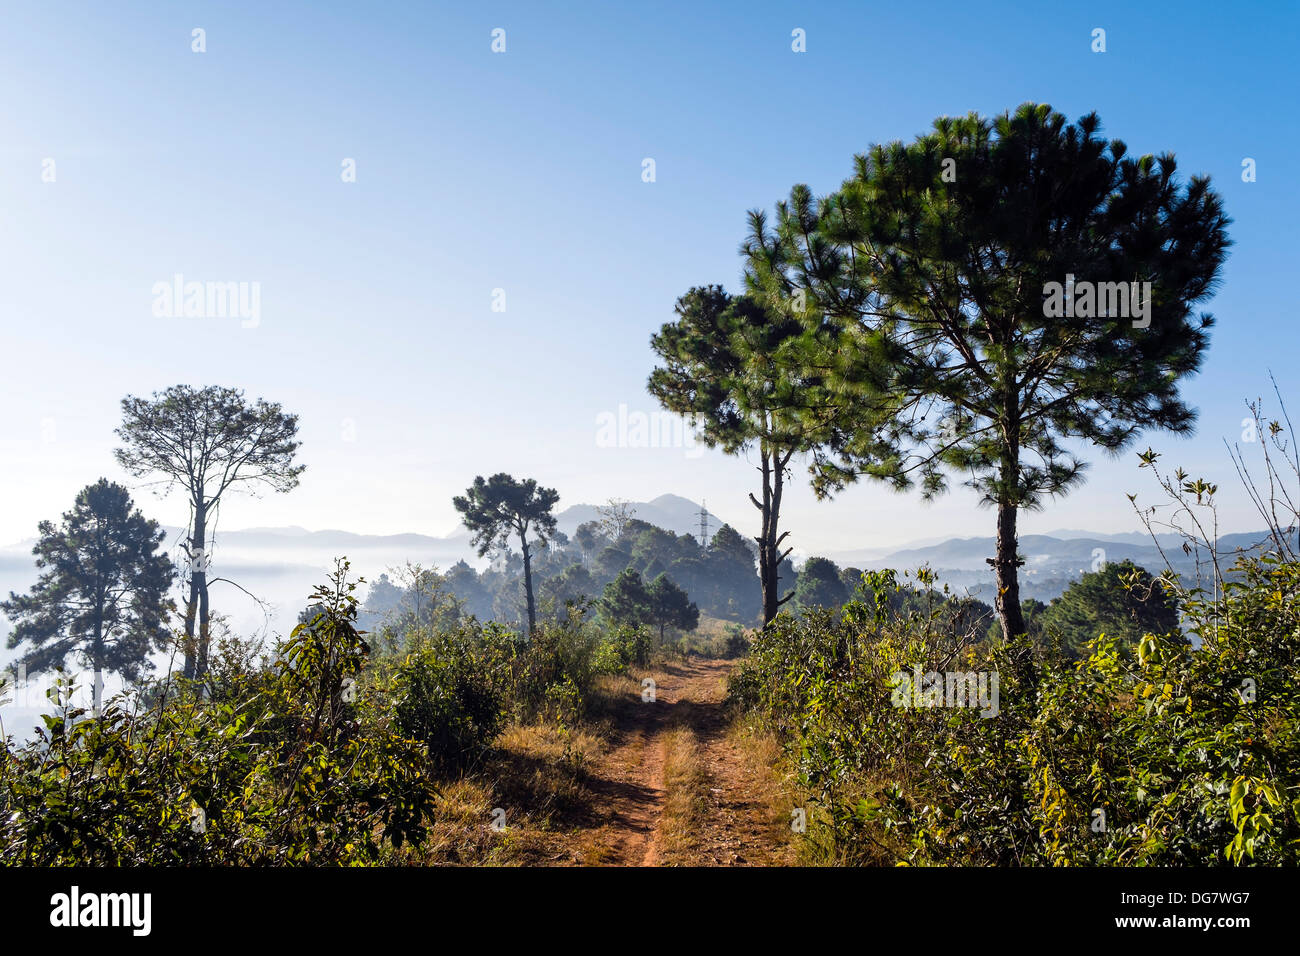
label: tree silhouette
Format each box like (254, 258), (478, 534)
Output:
(646, 573), (699, 642)
(595, 499), (636, 542)
(114, 385), (303, 679)
(3, 480), (175, 683)
(601, 568), (652, 630)
(452, 473), (559, 636)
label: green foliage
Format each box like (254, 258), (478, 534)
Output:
(452, 473), (560, 635)
(747, 103), (1231, 504)
(609, 622), (653, 667)
(730, 553), (1300, 866)
(495, 605), (633, 723)
(646, 573), (699, 640)
(114, 385), (303, 680)
(0, 565), (638, 866)
(648, 286), (830, 457)
(649, 286), (837, 624)
(365, 562), (465, 643)
(794, 556), (849, 612)
(0, 562), (436, 865)
(744, 102), (1231, 641)
(601, 568), (652, 628)
(540, 562), (597, 611)
(453, 474), (560, 559)
(389, 627), (506, 773)
(1039, 559), (1180, 658)
(371, 511), (761, 628)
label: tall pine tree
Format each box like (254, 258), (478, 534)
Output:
(650, 287), (859, 625)
(745, 104), (1230, 646)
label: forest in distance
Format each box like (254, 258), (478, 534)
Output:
(2, 100), (1297, 871)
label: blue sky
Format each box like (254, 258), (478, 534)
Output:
(1, 0), (1296, 553)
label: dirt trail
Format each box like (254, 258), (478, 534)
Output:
(574, 657), (792, 866)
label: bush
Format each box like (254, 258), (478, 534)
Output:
(375, 600), (635, 732)
(501, 606), (631, 722)
(390, 627), (506, 773)
(730, 558), (1300, 866)
(0, 563), (437, 865)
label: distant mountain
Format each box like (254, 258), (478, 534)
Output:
(155, 525), (471, 552)
(865, 534), (1164, 572)
(823, 528), (1282, 604)
(554, 494), (726, 542)
(1041, 529), (1183, 546)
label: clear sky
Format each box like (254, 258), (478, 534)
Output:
(1, 0), (1296, 553)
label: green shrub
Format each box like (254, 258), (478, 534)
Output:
(502, 607), (630, 722)
(0, 563), (437, 865)
(730, 557), (1300, 866)
(390, 628), (505, 773)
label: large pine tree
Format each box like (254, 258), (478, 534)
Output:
(745, 103), (1230, 646)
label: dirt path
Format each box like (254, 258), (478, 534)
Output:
(572, 657), (793, 866)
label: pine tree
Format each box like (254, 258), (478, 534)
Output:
(453, 474), (559, 636)
(601, 568), (652, 629)
(646, 573), (699, 642)
(793, 556), (849, 612)
(1041, 560), (1180, 658)
(745, 103), (1230, 646)
(3, 480), (175, 682)
(649, 286), (846, 626)
(115, 385), (303, 679)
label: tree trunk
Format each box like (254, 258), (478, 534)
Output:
(991, 389), (1026, 641)
(992, 497), (1025, 640)
(92, 617), (104, 717)
(754, 443), (793, 627)
(197, 566), (211, 680)
(91, 525), (107, 713)
(184, 502), (208, 680)
(519, 528), (536, 637)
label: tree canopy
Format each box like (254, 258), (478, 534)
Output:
(649, 285), (842, 626)
(601, 568), (652, 629)
(646, 573), (699, 641)
(1041, 560), (1180, 658)
(794, 556), (850, 612)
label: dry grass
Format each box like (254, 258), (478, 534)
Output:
(657, 725), (709, 865)
(397, 720), (609, 866)
(727, 718), (805, 863)
(588, 672), (641, 721)
(726, 717), (902, 865)
(673, 615), (750, 658)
